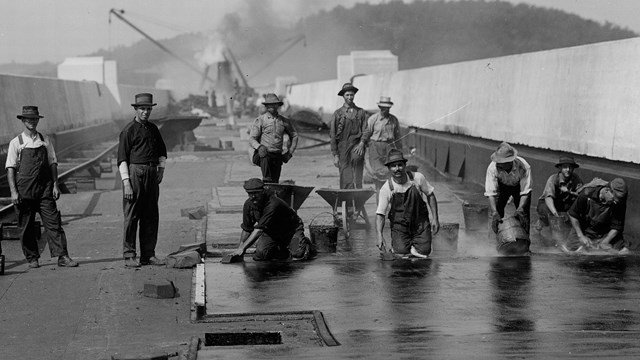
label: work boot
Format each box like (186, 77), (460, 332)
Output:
(28, 259), (40, 268)
(140, 256), (165, 266)
(125, 258), (141, 268)
(58, 256), (79, 267)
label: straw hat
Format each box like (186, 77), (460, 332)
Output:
(490, 142), (518, 163)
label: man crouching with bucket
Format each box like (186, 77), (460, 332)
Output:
(224, 178), (317, 263)
(376, 149), (440, 258)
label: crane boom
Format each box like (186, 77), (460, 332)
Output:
(109, 9), (215, 84)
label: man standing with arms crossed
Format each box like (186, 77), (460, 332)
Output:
(118, 93), (168, 268)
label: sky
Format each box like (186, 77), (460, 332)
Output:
(1, 0), (639, 65)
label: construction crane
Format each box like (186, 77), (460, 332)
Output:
(108, 8), (216, 85)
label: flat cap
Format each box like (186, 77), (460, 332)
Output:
(243, 178), (264, 192)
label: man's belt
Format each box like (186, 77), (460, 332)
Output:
(132, 162), (159, 166)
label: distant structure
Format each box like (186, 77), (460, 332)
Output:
(337, 50), (398, 85)
(57, 57), (121, 105)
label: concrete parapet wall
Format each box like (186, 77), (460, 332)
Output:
(288, 37), (640, 164)
(406, 128), (640, 245)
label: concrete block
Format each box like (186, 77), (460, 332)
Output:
(143, 280), (176, 299)
(166, 250), (201, 269)
(180, 206), (207, 219)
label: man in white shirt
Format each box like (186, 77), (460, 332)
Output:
(376, 149), (440, 258)
(484, 142), (532, 234)
(5, 106), (78, 269)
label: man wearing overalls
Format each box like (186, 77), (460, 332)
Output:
(375, 149), (440, 258)
(5, 106), (78, 269)
(485, 142), (533, 234)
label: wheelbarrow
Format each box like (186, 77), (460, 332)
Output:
(315, 188), (376, 236)
(264, 183), (315, 211)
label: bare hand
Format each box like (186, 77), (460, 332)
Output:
(52, 184), (61, 200)
(123, 180), (134, 200)
(353, 142), (365, 157)
(157, 167), (164, 184)
(333, 155), (340, 168)
(376, 235), (387, 252)
(431, 220), (440, 235)
(10, 191), (21, 205)
(578, 234), (592, 247)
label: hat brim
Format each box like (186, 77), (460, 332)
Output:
(17, 115), (43, 119)
(555, 162), (579, 168)
(131, 103), (157, 107)
(491, 152), (517, 163)
(338, 87), (359, 96)
(377, 103), (393, 107)
(262, 102), (283, 106)
(384, 159), (408, 167)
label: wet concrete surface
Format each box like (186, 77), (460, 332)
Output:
(201, 119), (640, 358)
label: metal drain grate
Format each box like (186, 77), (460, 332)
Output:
(205, 331), (282, 346)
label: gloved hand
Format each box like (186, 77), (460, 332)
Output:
(515, 208), (530, 233)
(282, 152), (293, 163)
(491, 212), (502, 234)
(258, 145), (268, 158)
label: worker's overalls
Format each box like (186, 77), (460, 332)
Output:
(335, 108), (365, 189)
(14, 133), (69, 261)
(387, 172), (431, 255)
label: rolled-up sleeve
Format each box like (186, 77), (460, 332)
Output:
(249, 118), (262, 150)
(484, 163), (499, 197)
(5, 139), (19, 169)
(519, 159), (533, 195)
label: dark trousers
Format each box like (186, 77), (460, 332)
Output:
(339, 158), (364, 189)
(391, 221), (432, 255)
(16, 197), (68, 261)
(256, 152), (284, 183)
(496, 184), (531, 232)
(123, 164), (159, 259)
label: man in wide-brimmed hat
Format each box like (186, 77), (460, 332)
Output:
(117, 93), (168, 268)
(535, 155), (583, 234)
(329, 83), (368, 188)
(5, 106), (79, 269)
(249, 93), (298, 183)
(375, 149), (440, 259)
(359, 96), (403, 193)
(565, 177), (630, 254)
(227, 178), (316, 262)
(485, 142), (533, 236)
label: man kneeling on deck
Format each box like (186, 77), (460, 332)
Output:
(229, 178), (317, 261)
(564, 177), (630, 254)
(375, 149), (440, 258)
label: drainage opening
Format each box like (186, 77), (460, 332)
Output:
(205, 332), (283, 346)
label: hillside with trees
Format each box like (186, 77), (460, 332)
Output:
(1, 0), (636, 92)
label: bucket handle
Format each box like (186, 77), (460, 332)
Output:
(309, 212), (339, 228)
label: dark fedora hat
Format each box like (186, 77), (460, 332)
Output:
(131, 93), (157, 107)
(262, 93), (283, 106)
(555, 155), (579, 168)
(337, 83), (359, 96)
(243, 178), (264, 192)
(384, 148), (408, 166)
(490, 142), (518, 163)
(17, 106), (44, 120)
(377, 96), (394, 108)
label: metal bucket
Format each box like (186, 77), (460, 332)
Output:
(433, 223), (459, 253)
(496, 217), (530, 255)
(462, 202), (489, 231)
(309, 213), (339, 253)
(549, 213), (571, 246)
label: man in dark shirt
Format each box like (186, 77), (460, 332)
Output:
(329, 83), (368, 189)
(565, 177), (629, 254)
(229, 178), (316, 261)
(117, 93), (168, 268)
(535, 155), (583, 229)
